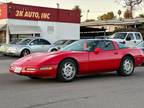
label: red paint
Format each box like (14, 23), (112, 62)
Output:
(0, 3), (80, 23)
(9, 41), (144, 79)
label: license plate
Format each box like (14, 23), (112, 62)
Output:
(14, 67), (22, 73)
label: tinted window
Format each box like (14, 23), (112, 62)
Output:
(30, 39), (40, 45)
(39, 39), (51, 45)
(19, 39), (32, 45)
(126, 33), (134, 40)
(135, 33), (141, 40)
(96, 41), (115, 50)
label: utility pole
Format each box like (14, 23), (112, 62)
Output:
(86, 9), (90, 20)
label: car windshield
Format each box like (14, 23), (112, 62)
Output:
(10, 39), (22, 44)
(64, 40), (76, 45)
(61, 40), (86, 51)
(18, 39), (32, 45)
(112, 33), (127, 39)
(54, 40), (67, 45)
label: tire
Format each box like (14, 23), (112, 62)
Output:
(57, 59), (77, 82)
(117, 56), (134, 76)
(28, 76), (40, 79)
(21, 49), (30, 57)
(51, 49), (57, 52)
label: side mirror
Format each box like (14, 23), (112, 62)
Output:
(94, 48), (102, 54)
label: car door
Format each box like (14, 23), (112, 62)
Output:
(29, 39), (43, 53)
(135, 33), (143, 45)
(39, 39), (51, 52)
(88, 40), (120, 73)
(125, 33), (135, 47)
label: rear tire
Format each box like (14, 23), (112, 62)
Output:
(57, 59), (77, 82)
(51, 49), (57, 52)
(21, 49), (30, 57)
(117, 56), (134, 76)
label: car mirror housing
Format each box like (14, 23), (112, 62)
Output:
(94, 48), (102, 54)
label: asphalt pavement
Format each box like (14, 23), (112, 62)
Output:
(0, 55), (144, 108)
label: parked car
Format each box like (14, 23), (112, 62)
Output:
(48, 39), (77, 52)
(9, 39), (144, 82)
(1, 38), (51, 57)
(110, 32), (143, 47)
(0, 39), (22, 53)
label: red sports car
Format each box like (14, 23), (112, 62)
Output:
(9, 39), (144, 81)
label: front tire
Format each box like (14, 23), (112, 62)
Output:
(21, 49), (30, 57)
(117, 56), (134, 76)
(57, 59), (77, 82)
(51, 49), (57, 52)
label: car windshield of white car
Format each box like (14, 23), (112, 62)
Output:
(112, 33), (127, 39)
(18, 39), (32, 45)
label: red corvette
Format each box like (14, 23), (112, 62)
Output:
(9, 39), (144, 81)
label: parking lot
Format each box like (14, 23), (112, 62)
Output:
(0, 54), (144, 108)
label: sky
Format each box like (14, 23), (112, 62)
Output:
(0, 0), (144, 21)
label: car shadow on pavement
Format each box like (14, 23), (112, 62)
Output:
(8, 72), (120, 84)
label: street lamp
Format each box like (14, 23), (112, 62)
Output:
(86, 9), (90, 20)
(56, 3), (60, 9)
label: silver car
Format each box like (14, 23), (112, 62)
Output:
(0, 38), (51, 57)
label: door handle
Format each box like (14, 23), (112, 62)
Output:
(114, 52), (118, 55)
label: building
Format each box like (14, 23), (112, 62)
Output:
(81, 18), (144, 32)
(0, 3), (80, 44)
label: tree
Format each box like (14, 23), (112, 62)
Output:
(118, 10), (122, 18)
(124, 9), (132, 19)
(97, 12), (115, 20)
(139, 14), (144, 18)
(116, 0), (143, 18)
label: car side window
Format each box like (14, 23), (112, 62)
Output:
(30, 39), (40, 45)
(103, 41), (115, 50)
(126, 33), (134, 40)
(135, 33), (141, 40)
(96, 41), (115, 51)
(39, 39), (51, 45)
(86, 40), (96, 51)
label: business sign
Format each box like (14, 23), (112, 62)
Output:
(7, 3), (80, 23)
(15, 10), (50, 20)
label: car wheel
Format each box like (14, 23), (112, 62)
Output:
(21, 49), (30, 57)
(57, 59), (77, 82)
(51, 49), (57, 52)
(117, 56), (134, 76)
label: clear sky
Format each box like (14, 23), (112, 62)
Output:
(0, 0), (144, 21)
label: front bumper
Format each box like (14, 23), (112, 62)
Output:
(9, 65), (57, 78)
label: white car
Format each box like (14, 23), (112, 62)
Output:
(110, 32), (143, 47)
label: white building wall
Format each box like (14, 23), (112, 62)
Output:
(7, 19), (80, 43)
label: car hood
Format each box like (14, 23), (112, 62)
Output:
(11, 51), (67, 66)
